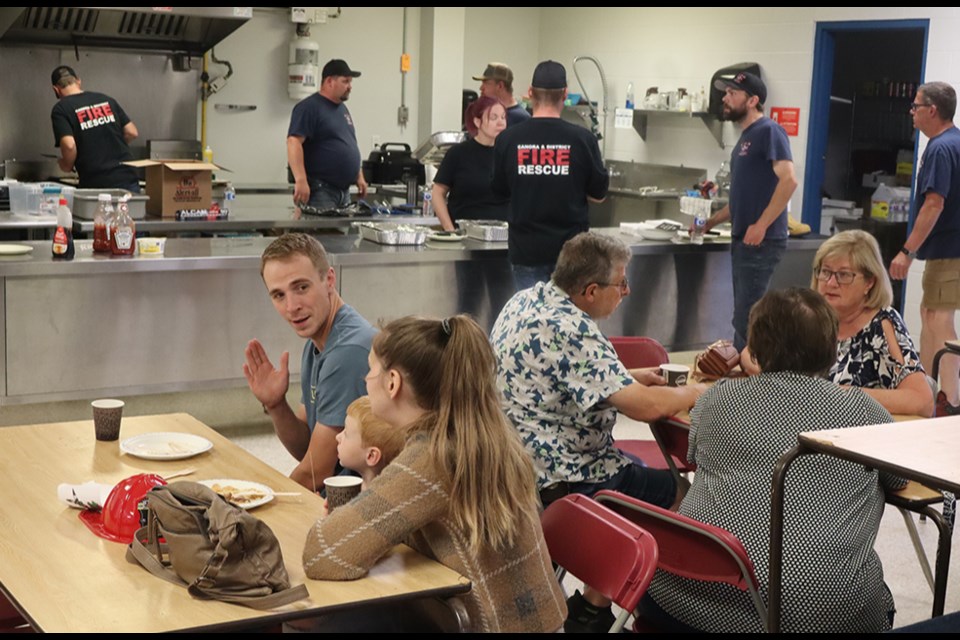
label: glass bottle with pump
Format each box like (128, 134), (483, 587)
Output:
(111, 195), (136, 256)
(93, 193), (114, 253)
(52, 197), (75, 260)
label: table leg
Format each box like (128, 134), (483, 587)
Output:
(769, 444), (805, 633)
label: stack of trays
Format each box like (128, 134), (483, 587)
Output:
(355, 221), (429, 245)
(458, 219), (508, 242)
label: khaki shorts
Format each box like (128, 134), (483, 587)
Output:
(922, 258), (960, 309)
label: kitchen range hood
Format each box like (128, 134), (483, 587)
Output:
(0, 7), (252, 55)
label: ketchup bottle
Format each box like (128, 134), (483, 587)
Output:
(93, 193), (114, 253)
(110, 195), (136, 256)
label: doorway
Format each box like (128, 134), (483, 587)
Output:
(802, 19), (928, 310)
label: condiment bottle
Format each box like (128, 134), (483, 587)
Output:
(52, 197), (75, 260)
(110, 195), (136, 256)
(93, 193), (114, 253)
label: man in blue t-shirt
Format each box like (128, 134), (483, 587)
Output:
(704, 71), (797, 352)
(890, 81), (960, 413)
(287, 59), (368, 210)
(243, 233), (376, 492)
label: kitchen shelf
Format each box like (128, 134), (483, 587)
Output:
(631, 109), (725, 149)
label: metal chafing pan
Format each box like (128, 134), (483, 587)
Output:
(355, 221), (429, 245)
(457, 219), (509, 242)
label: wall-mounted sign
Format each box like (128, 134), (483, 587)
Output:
(771, 107), (800, 136)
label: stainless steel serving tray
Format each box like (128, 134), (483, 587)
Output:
(355, 221), (429, 245)
(413, 131), (466, 165)
(458, 219), (509, 242)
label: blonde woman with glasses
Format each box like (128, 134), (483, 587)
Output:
(811, 229), (933, 417)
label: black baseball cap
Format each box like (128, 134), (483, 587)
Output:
(532, 60), (566, 90)
(51, 65), (78, 86)
(714, 71), (766, 104)
(322, 59), (361, 80)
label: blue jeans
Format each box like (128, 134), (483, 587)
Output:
(308, 179), (351, 210)
(511, 263), (554, 292)
(730, 238), (787, 351)
(540, 462), (678, 510)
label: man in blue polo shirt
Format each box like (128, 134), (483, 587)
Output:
(287, 59), (368, 210)
(704, 71), (798, 352)
(243, 233), (376, 492)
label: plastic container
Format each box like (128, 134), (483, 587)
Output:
(692, 212), (707, 245)
(625, 82), (635, 109)
(72, 189), (147, 220)
(93, 193), (114, 253)
(9, 182), (74, 215)
(224, 181), (236, 215)
(111, 196), (136, 256)
(52, 197), (75, 260)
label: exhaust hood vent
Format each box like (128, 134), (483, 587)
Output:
(0, 7), (251, 55)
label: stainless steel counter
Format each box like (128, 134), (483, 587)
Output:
(0, 230), (824, 405)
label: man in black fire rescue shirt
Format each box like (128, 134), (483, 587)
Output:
(492, 59), (608, 291)
(50, 65), (140, 191)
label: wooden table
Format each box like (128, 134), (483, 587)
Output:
(769, 416), (960, 631)
(0, 413), (470, 632)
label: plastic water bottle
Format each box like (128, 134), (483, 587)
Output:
(421, 189), (433, 217)
(692, 212), (707, 245)
(224, 181), (236, 216)
(625, 82), (635, 109)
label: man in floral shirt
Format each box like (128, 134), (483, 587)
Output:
(491, 231), (704, 508)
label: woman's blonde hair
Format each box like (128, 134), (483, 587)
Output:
(811, 229), (893, 309)
(372, 315), (538, 553)
(346, 396), (408, 469)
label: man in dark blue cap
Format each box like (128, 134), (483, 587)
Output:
(703, 71), (797, 353)
(287, 58), (368, 210)
(492, 60), (609, 291)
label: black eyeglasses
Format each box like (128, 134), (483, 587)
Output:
(814, 268), (861, 285)
(910, 102), (933, 113)
(582, 279), (629, 295)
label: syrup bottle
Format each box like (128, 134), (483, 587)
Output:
(110, 195), (136, 256)
(52, 197), (75, 260)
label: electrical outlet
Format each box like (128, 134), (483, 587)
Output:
(397, 105), (409, 127)
(371, 135), (381, 149)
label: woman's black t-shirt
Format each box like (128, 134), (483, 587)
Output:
(434, 138), (509, 223)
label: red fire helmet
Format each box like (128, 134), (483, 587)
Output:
(79, 473), (166, 543)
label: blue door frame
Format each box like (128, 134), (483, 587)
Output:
(802, 19), (929, 231)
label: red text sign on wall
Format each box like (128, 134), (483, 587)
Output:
(770, 107), (800, 136)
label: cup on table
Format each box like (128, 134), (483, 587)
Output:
(659, 364), (690, 387)
(91, 399), (125, 441)
(324, 476), (363, 513)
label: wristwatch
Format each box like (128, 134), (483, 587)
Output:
(901, 247), (918, 259)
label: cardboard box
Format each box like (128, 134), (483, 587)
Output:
(126, 160), (219, 218)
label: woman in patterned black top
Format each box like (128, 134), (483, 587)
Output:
(812, 230), (933, 417)
(643, 288), (906, 633)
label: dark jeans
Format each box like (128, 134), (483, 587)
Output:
(308, 178), (351, 210)
(539, 461), (677, 510)
(730, 238), (787, 351)
(511, 263), (554, 292)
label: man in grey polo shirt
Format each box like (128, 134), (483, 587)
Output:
(243, 233), (376, 492)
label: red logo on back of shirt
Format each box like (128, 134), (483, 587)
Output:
(516, 144), (571, 176)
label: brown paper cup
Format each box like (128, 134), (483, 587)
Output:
(324, 476), (363, 513)
(92, 399), (125, 441)
(659, 364), (690, 387)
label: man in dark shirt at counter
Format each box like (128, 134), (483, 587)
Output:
(50, 65), (140, 191)
(243, 233), (376, 492)
(287, 59), (368, 210)
(703, 71), (797, 352)
(492, 60), (609, 291)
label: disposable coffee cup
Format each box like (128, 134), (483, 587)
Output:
(92, 399), (125, 441)
(659, 364), (690, 387)
(324, 476), (363, 513)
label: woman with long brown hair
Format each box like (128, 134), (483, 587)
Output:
(302, 315), (565, 633)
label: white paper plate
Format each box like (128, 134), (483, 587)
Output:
(428, 231), (465, 242)
(0, 244), (34, 256)
(120, 432), (213, 460)
(198, 479), (274, 510)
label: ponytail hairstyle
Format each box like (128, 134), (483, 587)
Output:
(372, 315), (538, 553)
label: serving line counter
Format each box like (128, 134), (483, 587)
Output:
(0, 230), (823, 405)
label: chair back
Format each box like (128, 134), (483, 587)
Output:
(650, 420), (697, 475)
(593, 490), (767, 631)
(541, 493), (658, 631)
(609, 336), (669, 369)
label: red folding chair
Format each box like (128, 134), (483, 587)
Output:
(0, 593), (30, 633)
(609, 336), (695, 479)
(594, 490), (767, 632)
(541, 493), (659, 633)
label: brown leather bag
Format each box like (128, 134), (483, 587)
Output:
(126, 481), (308, 609)
(695, 340), (741, 379)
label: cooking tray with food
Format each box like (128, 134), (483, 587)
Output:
(354, 221), (429, 245)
